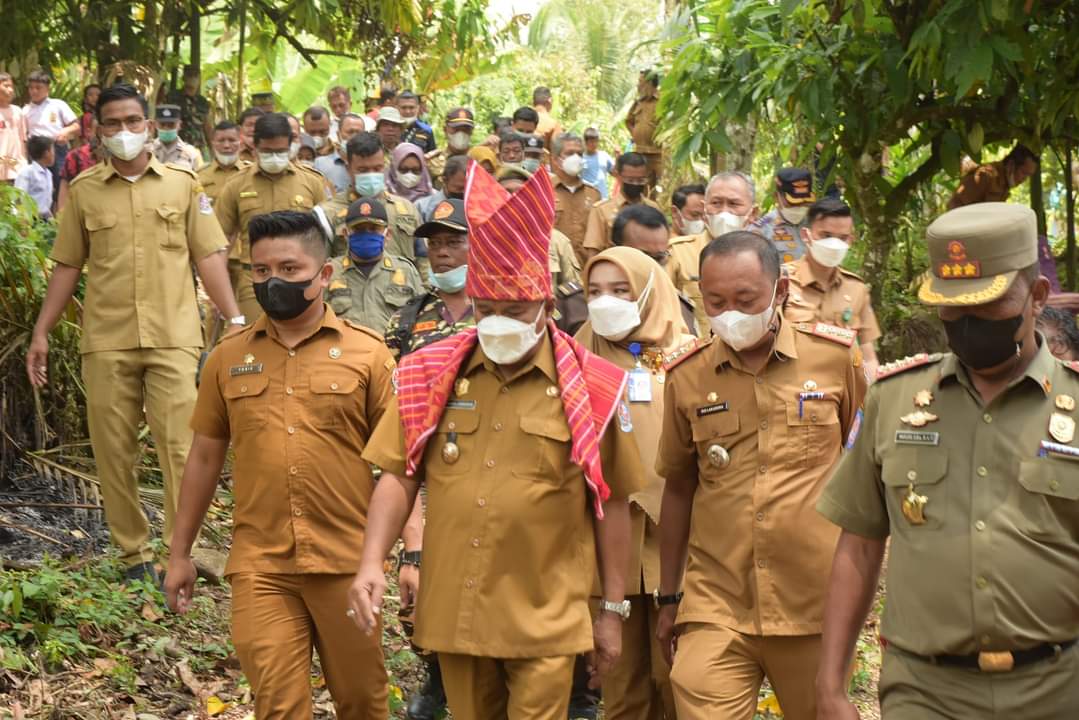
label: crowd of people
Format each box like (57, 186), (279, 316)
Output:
(5, 66), (1079, 720)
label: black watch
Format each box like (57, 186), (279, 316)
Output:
(654, 590), (683, 608)
(397, 550), (421, 570)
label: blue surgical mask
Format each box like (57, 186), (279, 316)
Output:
(354, 172), (386, 197)
(428, 264), (468, 293)
(348, 230), (385, 260)
(158, 129), (178, 143)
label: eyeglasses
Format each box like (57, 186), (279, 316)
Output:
(100, 116), (147, 132)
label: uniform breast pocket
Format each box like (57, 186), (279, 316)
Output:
(430, 410), (481, 475)
(1016, 459), (1079, 541)
(238, 196), (263, 222)
(690, 411), (740, 482)
(223, 374), (270, 432)
(85, 211), (117, 259)
(327, 287), (352, 316)
(155, 205), (186, 250)
(881, 448), (948, 532)
(518, 415), (572, 485)
(309, 376), (361, 429)
(385, 285), (416, 308)
(785, 399), (840, 466)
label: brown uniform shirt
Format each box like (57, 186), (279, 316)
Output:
(948, 160), (1010, 209)
(626, 95), (660, 154)
(197, 159), (250, 204)
(785, 257), (881, 344)
(51, 156), (227, 354)
(553, 177), (602, 265)
(657, 318), (867, 635)
(214, 162), (329, 264)
(364, 331), (646, 657)
(535, 107), (562, 149)
(582, 193), (663, 255)
(818, 345), (1079, 656)
(666, 231), (710, 334)
(190, 306), (396, 577)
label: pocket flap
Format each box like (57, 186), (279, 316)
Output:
(223, 374), (270, 399)
(155, 205), (182, 221)
(442, 409), (480, 434)
(882, 448), (947, 487)
(786, 399), (839, 426)
(691, 411), (740, 441)
(85, 212), (117, 232)
(1018, 459), (1079, 500)
(311, 377), (360, 395)
(520, 415), (571, 442)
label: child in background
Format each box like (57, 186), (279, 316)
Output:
(15, 136), (55, 219)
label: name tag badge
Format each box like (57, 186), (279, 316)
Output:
(228, 363), (263, 376)
(446, 399), (476, 410)
(894, 430), (940, 446)
(696, 402), (729, 417)
(627, 368), (652, 403)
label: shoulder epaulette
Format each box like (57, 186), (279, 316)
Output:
(343, 318), (385, 342)
(668, 233), (700, 246)
(838, 266), (865, 281)
(663, 337), (713, 372)
(69, 164), (104, 186)
(164, 162), (198, 178)
(876, 353), (944, 381)
(557, 280), (582, 298)
(1062, 360), (1079, 375)
(794, 321), (857, 347)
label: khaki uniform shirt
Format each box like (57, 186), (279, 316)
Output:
(196, 159), (250, 204)
(666, 231), (711, 335)
(151, 138), (203, 171)
(553, 177), (602, 265)
(549, 228), (582, 288)
(818, 344), (1079, 656)
(627, 95), (660, 154)
(326, 254), (424, 334)
(320, 188), (420, 261)
(190, 307), (396, 577)
(785, 257), (881, 345)
(582, 193), (662, 255)
(535, 108), (562, 150)
(363, 331), (645, 656)
(215, 162), (329, 264)
(657, 318), (867, 635)
(51, 156), (226, 354)
(949, 160), (1010, 208)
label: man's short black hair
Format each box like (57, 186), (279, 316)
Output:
(239, 106), (266, 125)
(444, 154), (469, 180)
(303, 105), (329, 122)
(699, 230), (781, 279)
(615, 151), (647, 173)
(613, 204), (669, 246)
(493, 117), (512, 135)
(1038, 306), (1079, 354)
(346, 131), (383, 160)
(213, 120), (238, 133)
(27, 135), (53, 162)
(96, 83), (149, 122)
(1006, 144), (1038, 167)
(27, 70), (50, 85)
(397, 90), (418, 103)
(807, 197), (852, 225)
(512, 106), (539, 125)
(499, 131), (525, 149)
(248, 210), (328, 263)
(533, 86), (552, 105)
(671, 183), (706, 210)
(253, 113), (292, 143)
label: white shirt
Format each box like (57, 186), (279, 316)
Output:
(24, 97), (77, 141)
(15, 161), (54, 218)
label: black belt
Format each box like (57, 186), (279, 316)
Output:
(893, 639), (1076, 673)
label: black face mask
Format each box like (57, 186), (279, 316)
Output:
(622, 182), (646, 201)
(942, 306), (1026, 370)
(253, 274), (318, 321)
(447, 191), (464, 200)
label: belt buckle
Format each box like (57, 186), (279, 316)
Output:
(977, 651), (1015, 673)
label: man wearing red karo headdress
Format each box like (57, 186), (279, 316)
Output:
(349, 160), (645, 719)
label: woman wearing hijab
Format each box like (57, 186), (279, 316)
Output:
(467, 145), (501, 175)
(386, 141), (434, 203)
(576, 246), (695, 720)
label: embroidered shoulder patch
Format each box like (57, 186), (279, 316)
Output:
(662, 338), (710, 372)
(876, 353), (943, 381)
(795, 322), (857, 347)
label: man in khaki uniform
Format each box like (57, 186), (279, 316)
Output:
(582, 152), (662, 261)
(655, 231), (867, 720)
(197, 121), (250, 204)
(26, 84), (242, 581)
(151, 104), (202, 171)
(817, 202), (1079, 720)
(667, 171), (760, 334)
(532, 86), (562, 150)
(326, 196), (424, 334)
(626, 70), (662, 194)
(319, 131), (421, 263)
(165, 210), (392, 719)
(551, 132), (602, 266)
(427, 107), (475, 189)
(785, 197), (881, 378)
(215, 113), (330, 322)
(348, 164), (643, 719)
(948, 144), (1038, 209)
(237, 107), (264, 164)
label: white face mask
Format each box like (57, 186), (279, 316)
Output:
(779, 205), (809, 225)
(288, 141), (301, 160)
(679, 211), (706, 236)
(561, 154), (583, 177)
(214, 151), (238, 167)
(258, 151), (290, 175)
(587, 272), (653, 341)
(476, 304), (545, 365)
(707, 210), (746, 238)
(708, 282), (778, 351)
(448, 131), (471, 151)
(102, 130), (147, 162)
(398, 171), (421, 189)
(808, 235), (850, 268)
(310, 135), (327, 150)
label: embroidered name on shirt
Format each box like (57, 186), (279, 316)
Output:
(446, 399), (477, 410)
(696, 402), (729, 417)
(229, 363), (264, 376)
(894, 431), (940, 446)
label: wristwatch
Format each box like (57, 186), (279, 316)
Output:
(228, 315), (247, 327)
(397, 549), (421, 570)
(654, 590), (684, 609)
(600, 599), (632, 620)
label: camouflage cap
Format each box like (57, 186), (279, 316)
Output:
(918, 202), (1037, 307)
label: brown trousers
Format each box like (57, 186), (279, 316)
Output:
(440, 653), (576, 720)
(230, 572), (389, 720)
(603, 594), (677, 719)
(669, 623), (819, 720)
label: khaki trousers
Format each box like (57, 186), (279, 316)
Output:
(82, 347), (198, 567)
(230, 572), (389, 720)
(880, 644), (1079, 719)
(440, 653), (576, 720)
(641, 152), (663, 197)
(669, 624), (819, 720)
(603, 594), (677, 720)
(228, 258), (262, 323)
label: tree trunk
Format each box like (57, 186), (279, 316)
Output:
(1030, 149), (1047, 237)
(1066, 145), (1076, 291)
(190, 2), (201, 71)
(846, 148), (892, 309)
(714, 117), (756, 175)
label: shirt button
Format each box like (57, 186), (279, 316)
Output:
(330, 382), (339, 390)
(293, 508), (302, 517)
(287, 426), (295, 434)
(471, 538), (480, 548)
(907, 470), (917, 481)
(240, 384), (248, 392)
(465, 579), (474, 589)
(288, 350), (296, 357)
(289, 466), (298, 475)
(975, 520), (986, 531)
(981, 634), (992, 646)
(448, 421), (456, 430)
(500, 386), (509, 394)
(757, 559), (766, 568)
(983, 413), (992, 424)
(755, 377), (764, 385)
(486, 459), (495, 468)
(976, 577), (988, 589)
(494, 422), (503, 431)
(758, 465), (767, 474)
(759, 420), (768, 430)
(976, 466), (988, 477)
(286, 386), (294, 395)
(1050, 479), (1061, 491)
(477, 498), (487, 507)
(755, 512), (765, 522)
